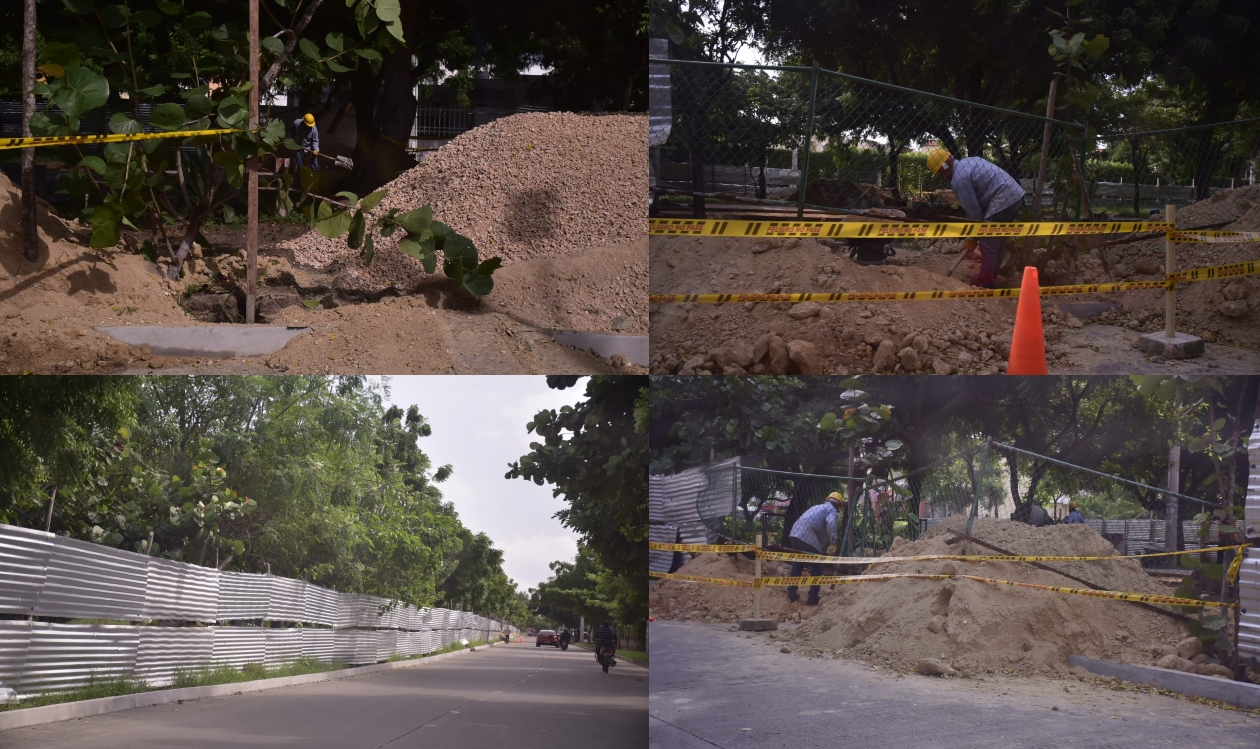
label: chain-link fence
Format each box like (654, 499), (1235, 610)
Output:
(1089, 118), (1260, 217)
(652, 58), (1087, 219)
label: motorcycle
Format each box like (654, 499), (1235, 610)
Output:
(597, 646), (617, 673)
(559, 637), (569, 651)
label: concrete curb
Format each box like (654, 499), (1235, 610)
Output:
(1068, 654), (1260, 710)
(0, 641), (501, 732)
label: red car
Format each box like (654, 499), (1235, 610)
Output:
(535, 630), (559, 647)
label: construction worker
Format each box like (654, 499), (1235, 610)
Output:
(785, 492), (844, 606)
(927, 147), (1027, 288)
(292, 113), (320, 172)
(1064, 502), (1085, 524)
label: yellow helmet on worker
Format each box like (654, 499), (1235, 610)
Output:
(927, 147), (953, 176)
(303, 113), (315, 127)
(825, 491), (845, 506)
(1068, 501), (1077, 511)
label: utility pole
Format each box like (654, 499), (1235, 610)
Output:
(245, 0), (260, 323)
(20, 0), (38, 262)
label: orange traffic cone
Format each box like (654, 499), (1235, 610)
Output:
(1007, 267), (1047, 375)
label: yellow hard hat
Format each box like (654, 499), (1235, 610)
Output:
(927, 147), (952, 175)
(303, 113), (315, 126)
(826, 491), (845, 505)
(1068, 502), (1077, 510)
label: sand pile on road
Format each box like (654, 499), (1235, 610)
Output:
(287, 112), (648, 291)
(649, 552), (820, 624)
(783, 516), (1188, 676)
(649, 235), (1019, 375)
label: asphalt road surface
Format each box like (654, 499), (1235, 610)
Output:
(5, 643), (646, 749)
(650, 620), (1260, 749)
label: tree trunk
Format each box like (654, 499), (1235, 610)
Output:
(886, 142), (905, 201)
(20, 0), (38, 262)
(349, 1), (419, 192)
(167, 165), (226, 280)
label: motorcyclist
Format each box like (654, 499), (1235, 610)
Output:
(593, 619), (618, 665)
(558, 625), (572, 648)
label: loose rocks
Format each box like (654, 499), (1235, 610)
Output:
(288, 112), (647, 291)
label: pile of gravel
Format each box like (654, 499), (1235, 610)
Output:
(285, 111), (647, 291)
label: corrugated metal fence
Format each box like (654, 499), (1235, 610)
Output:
(0, 523), (505, 695)
(1240, 420), (1260, 665)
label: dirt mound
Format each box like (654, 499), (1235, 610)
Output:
(783, 517), (1188, 676)
(286, 112), (648, 291)
(649, 235), (1018, 374)
(1073, 185), (1260, 349)
(649, 552), (817, 624)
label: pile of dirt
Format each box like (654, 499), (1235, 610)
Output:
(0, 171), (642, 375)
(649, 235), (1019, 374)
(286, 112), (648, 291)
(783, 516), (1189, 677)
(649, 553), (818, 624)
(1072, 185), (1260, 349)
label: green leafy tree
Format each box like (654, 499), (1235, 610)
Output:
(507, 376), (648, 629)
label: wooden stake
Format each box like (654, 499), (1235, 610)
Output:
(245, 0), (260, 323)
(1164, 203), (1175, 338)
(753, 533), (762, 619)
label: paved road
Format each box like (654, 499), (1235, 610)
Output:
(650, 620), (1259, 749)
(6, 643), (646, 749)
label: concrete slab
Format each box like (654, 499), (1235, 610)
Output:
(1067, 654), (1260, 709)
(737, 618), (778, 631)
(552, 333), (648, 366)
(93, 326), (312, 359)
(1136, 331), (1205, 359)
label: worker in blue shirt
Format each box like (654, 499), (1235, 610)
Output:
(785, 492), (844, 606)
(292, 113), (320, 172)
(1064, 502), (1085, 524)
(927, 148), (1027, 289)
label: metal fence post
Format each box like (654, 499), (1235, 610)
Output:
(1076, 123), (1089, 219)
(753, 532), (762, 620)
(796, 61), (820, 219)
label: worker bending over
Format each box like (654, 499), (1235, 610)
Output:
(292, 113), (320, 172)
(927, 148), (1027, 288)
(1064, 502), (1085, 524)
(784, 492), (844, 606)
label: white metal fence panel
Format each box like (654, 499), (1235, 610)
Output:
(266, 577), (307, 623)
(1247, 419), (1260, 540)
(0, 622), (33, 691)
(17, 623), (139, 693)
(211, 627), (266, 669)
(333, 629), (378, 665)
(300, 628), (335, 663)
(376, 630), (398, 663)
(264, 629), (303, 668)
(217, 571), (270, 622)
(135, 627), (213, 686)
(1241, 550), (1260, 663)
(142, 557), (220, 623)
(38, 535), (147, 621)
(0, 526), (53, 616)
(303, 584), (340, 627)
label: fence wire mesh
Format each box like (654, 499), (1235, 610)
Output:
(1090, 118), (1260, 217)
(654, 59), (1085, 217)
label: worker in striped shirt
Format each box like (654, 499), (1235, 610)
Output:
(785, 492), (844, 606)
(927, 148), (1027, 289)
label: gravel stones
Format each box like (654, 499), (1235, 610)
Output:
(287, 112), (647, 291)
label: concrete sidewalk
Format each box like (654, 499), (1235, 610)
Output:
(650, 620), (1260, 749)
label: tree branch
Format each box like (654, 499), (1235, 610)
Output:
(261, 0), (328, 93)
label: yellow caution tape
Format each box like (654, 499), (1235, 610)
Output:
(649, 260), (1260, 304)
(648, 571), (755, 588)
(758, 543), (1251, 566)
(755, 572), (1236, 609)
(1172, 231), (1260, 243)
(648, 542), (757, 553)
(650, 218), (1173, 239)
(1227, 548), (1244, 585)
(0, 128), (234, 150)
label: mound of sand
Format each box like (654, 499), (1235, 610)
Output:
(783, 517), (1188, 676)
(286, 112), (648, 291)
(1077, 185), (1260, 349)
(648, 235), (1019, 374)
(649, 552), (815, 624)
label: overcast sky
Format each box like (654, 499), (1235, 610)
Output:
(378, 376), (585, 593)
